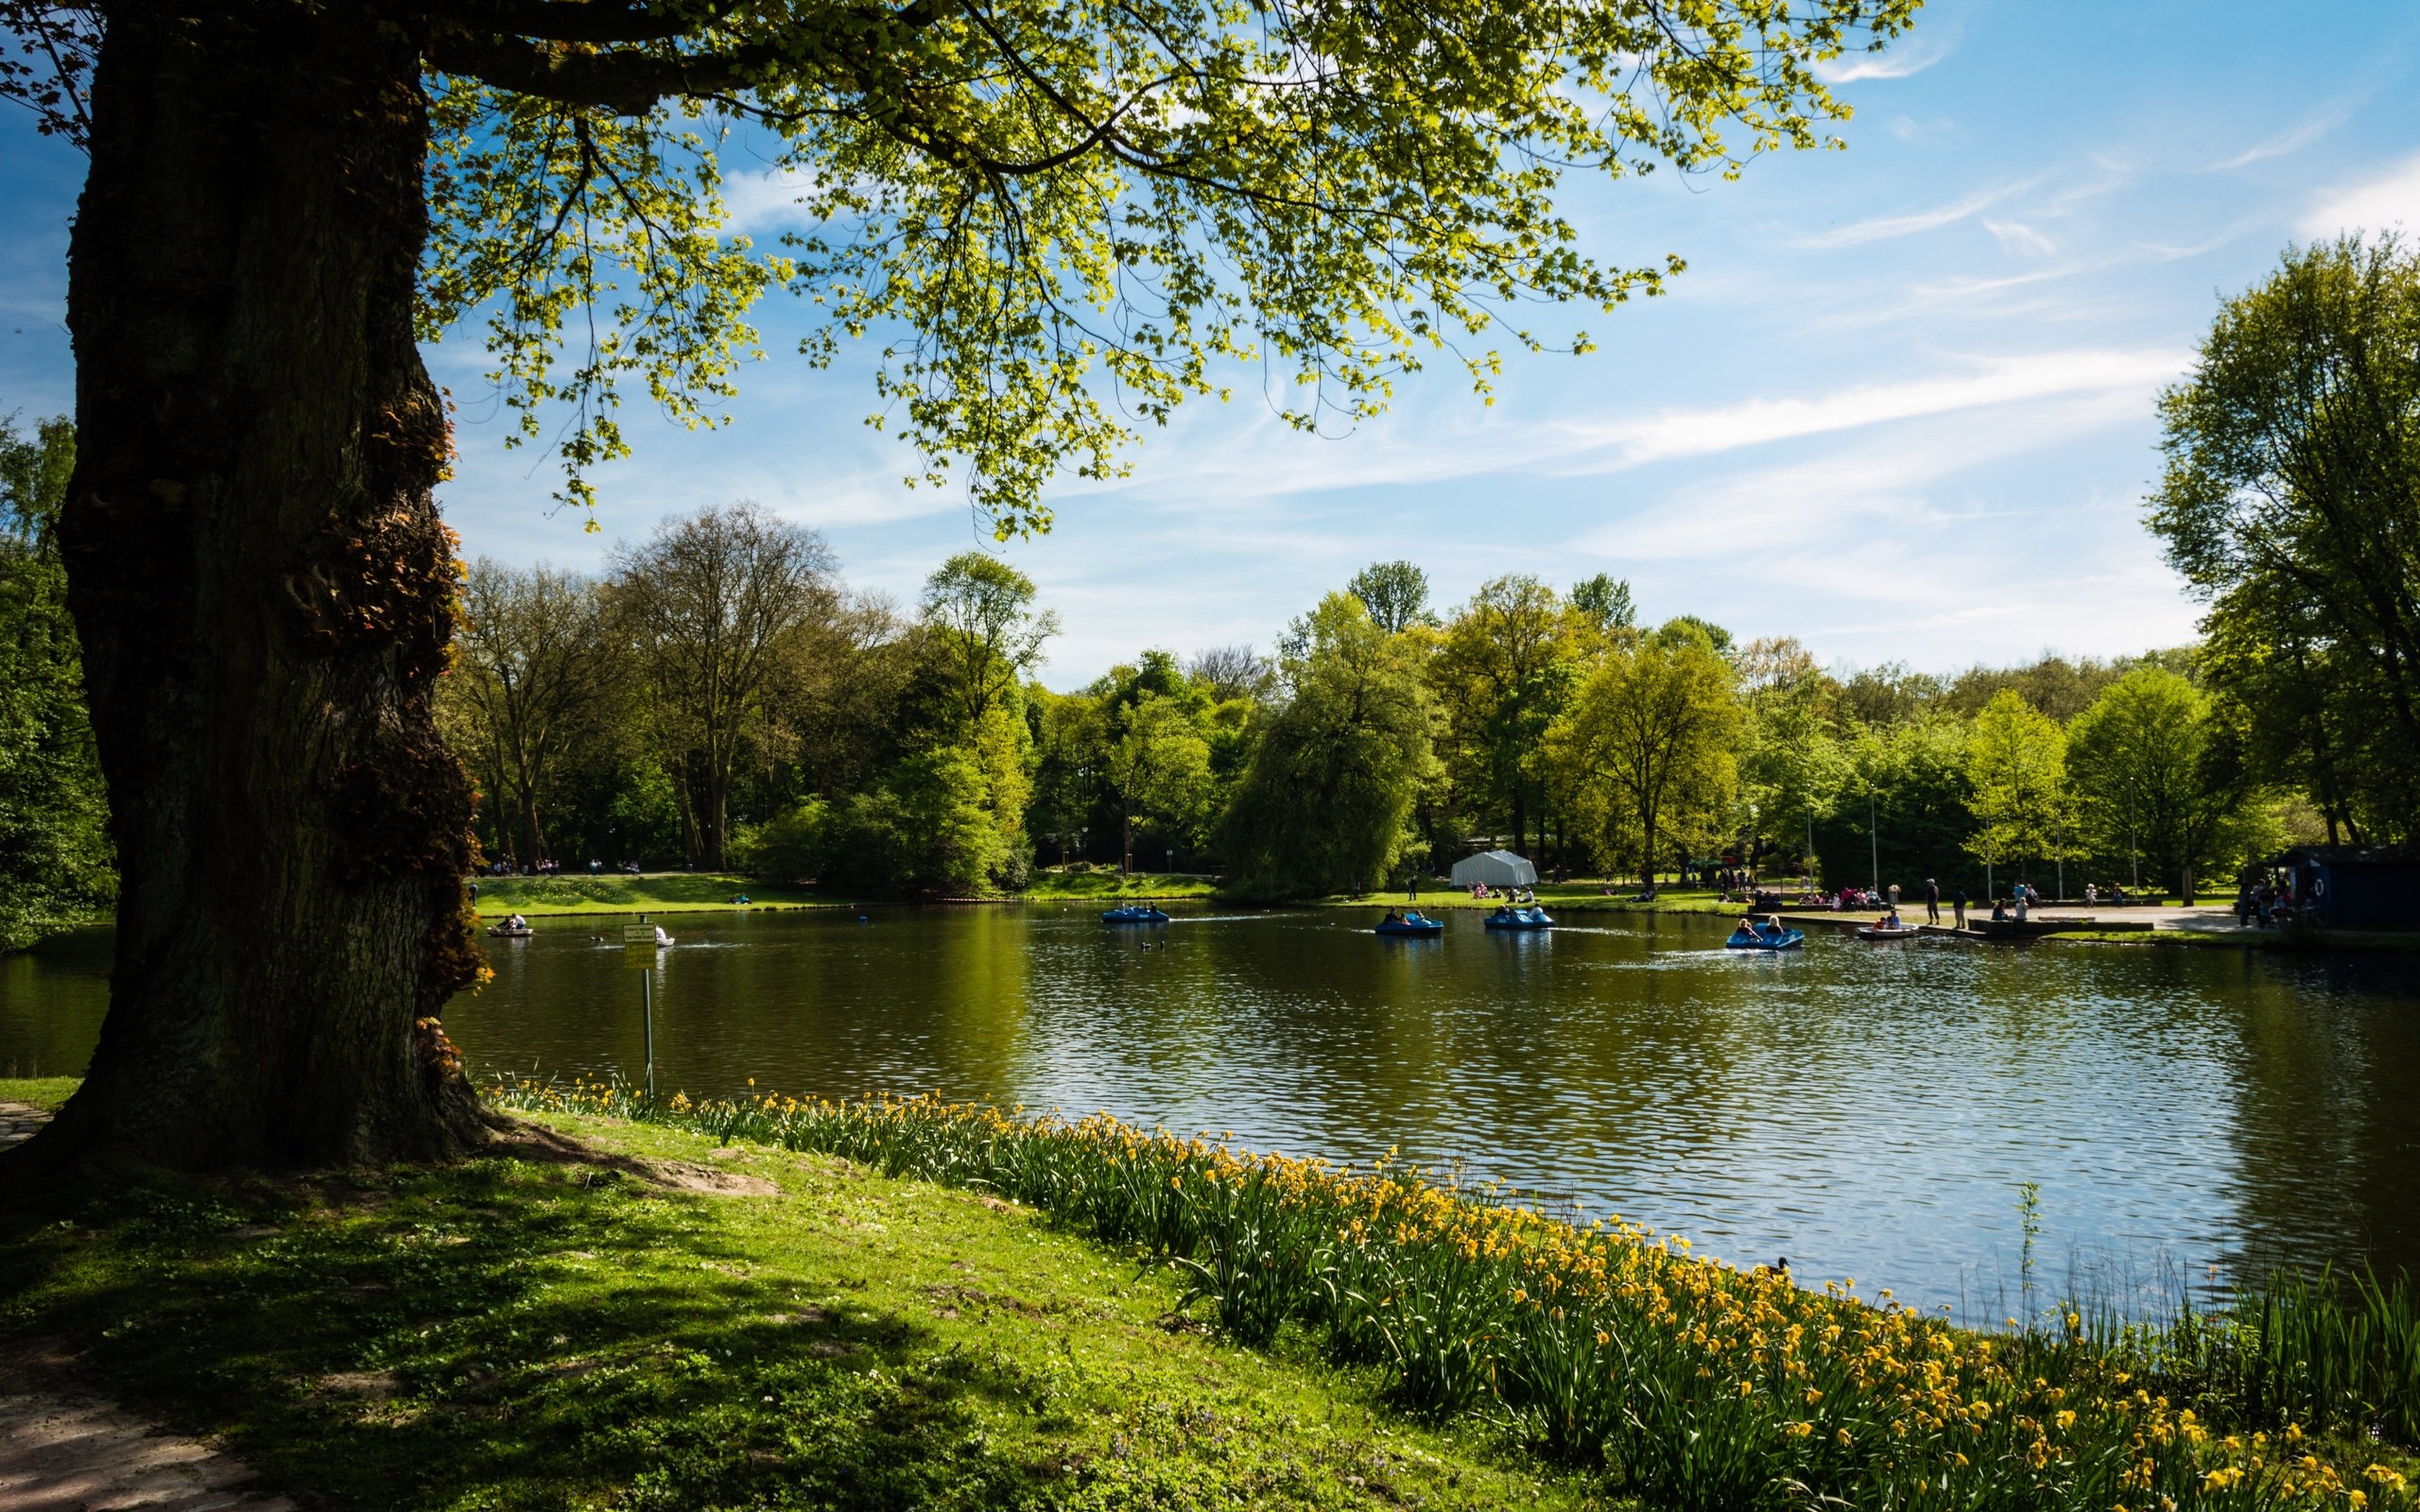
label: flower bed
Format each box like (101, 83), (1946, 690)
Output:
(493, 1078), (2414, 1512)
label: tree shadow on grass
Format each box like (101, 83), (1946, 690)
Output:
(0, 1154), (1066, 1510)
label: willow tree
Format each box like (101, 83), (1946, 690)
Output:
(0, 0), (1912, 1172)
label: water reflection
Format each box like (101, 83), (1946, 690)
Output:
(3, 905), (2413, 1312)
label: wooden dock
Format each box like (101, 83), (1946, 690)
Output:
(1769, 911), (2155, 941)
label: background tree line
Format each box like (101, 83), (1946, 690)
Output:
(6, 228), (2412, 932)
(441, 526), (2334, 907)
(0, 414), (112, 950)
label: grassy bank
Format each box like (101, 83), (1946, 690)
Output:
(470, 870), (1226, 919)
(0, 1074), (78, 1108)
(470, 871), (838, 918)
(1312, 884), (1737, 917)
(2048, 927), (2420, 952)
(8, 1075), (2415, 1510)
(0, 1095), (1607, 1512)
(1019, 869), (1223, 902)
(488, 1082), (2416, 1512)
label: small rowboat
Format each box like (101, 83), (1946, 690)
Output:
(1855, 923), (1923, 940)
(1725, 927), (1805, 951)
(1101, 905), (1172, 923)
(1484, 906), (1554, 931)
(1374, 913), (1444, 936)
(487, 923), (535, 938)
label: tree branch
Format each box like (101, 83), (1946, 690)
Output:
(424, 27), (784, 112)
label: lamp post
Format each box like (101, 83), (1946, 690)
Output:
(1748, 802), (1759, 885)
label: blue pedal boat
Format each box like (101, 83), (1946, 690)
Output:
(1725, 925), (1805, 951)
(1483, 906), (1554, 931)
(1374, 912), (1445, 936)
(1101, 905), (1172, 923)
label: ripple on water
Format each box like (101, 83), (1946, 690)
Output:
(2, 906), (2414, 1313)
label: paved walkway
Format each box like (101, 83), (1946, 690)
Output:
(0, 1101), (49, 1152)
(1773, 902), (2247, 932)
(0, 1102), (295, 1512)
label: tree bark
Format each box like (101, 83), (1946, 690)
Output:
(8, 0), (493, 1177)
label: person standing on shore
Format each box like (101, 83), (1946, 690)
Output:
(1925, 878), (1940, 924)
(1953, 888), (1967, 929)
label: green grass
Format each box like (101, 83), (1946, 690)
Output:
(0, 1075), (78, 1109)
(2048, 927), (2420, 951)
(488, 1083), (2420, 1511)
(1311, 884), (1737, 917)
(0, 1107), (1615, 1512)
(470, 872), (839, 918)
(1020, 869), (1223, 901)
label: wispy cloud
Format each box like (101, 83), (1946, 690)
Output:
(1813, 33), (1956, 84)
(1791, 178), (2039, 249)
(2300, 151), (2420, 237)
(1558, 402), (2196, 657)
(1556, 348), (2187, 468)
(720, 166), (825, 229)
(2206, 101), (2359, 171)
(1982, 219), (2057, 256)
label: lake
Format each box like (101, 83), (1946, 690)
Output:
(5, 904), (2415, 1315)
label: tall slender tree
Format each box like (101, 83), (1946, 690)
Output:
(920, 554), (1060, 730)
(1106, 694), (1212, 871)
(1963, 690), (2069, 890)
(611, 504), (835, 869)
(1346, 560), (1436, 635)
(1548, 628), (1738, 892)
(1433, 574), (1569, 854)
(2150, 233), (2420, 841)
(443, 559), (606, 868)
(2065, 668), (2248, 904)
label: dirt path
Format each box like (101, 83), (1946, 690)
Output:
(0, 1102), (49, 1152)
(1, 1104), (295, 1512)
(0, 1357), (296, 1511)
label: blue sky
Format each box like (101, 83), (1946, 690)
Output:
(7, 0), (2420, 688)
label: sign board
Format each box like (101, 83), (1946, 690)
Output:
(623, 921), (658, 970)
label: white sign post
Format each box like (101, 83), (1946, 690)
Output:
(622, 919), (659, 1099)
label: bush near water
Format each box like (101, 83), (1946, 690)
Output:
(495, 1078), (2420, 1512)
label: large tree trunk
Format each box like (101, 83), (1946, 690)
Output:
(8, 0), (493, 1177)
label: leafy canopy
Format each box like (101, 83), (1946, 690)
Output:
(2148, 232), (2420, 840)
(0, 0), (1919, 527)
(1219, 592), (1433, 895)
(1962, 689), (2067, 872)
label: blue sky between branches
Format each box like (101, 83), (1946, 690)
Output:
(4, 0), (2419, 686)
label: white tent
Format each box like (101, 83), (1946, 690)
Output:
(1449, 850), (1537, 889)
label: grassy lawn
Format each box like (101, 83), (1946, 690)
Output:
(470, 872), (839, 919)
(0, 1075), (78, 1109)
(471, 871), (1228, 917)
(1312, 883), (1737, 916)
(1019, 869), (1223, 901)
(0, 1103), (1616, 1512)
(2048, 926), (2420, 951)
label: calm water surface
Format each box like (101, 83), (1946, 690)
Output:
(6, 905), (2415, 1314)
